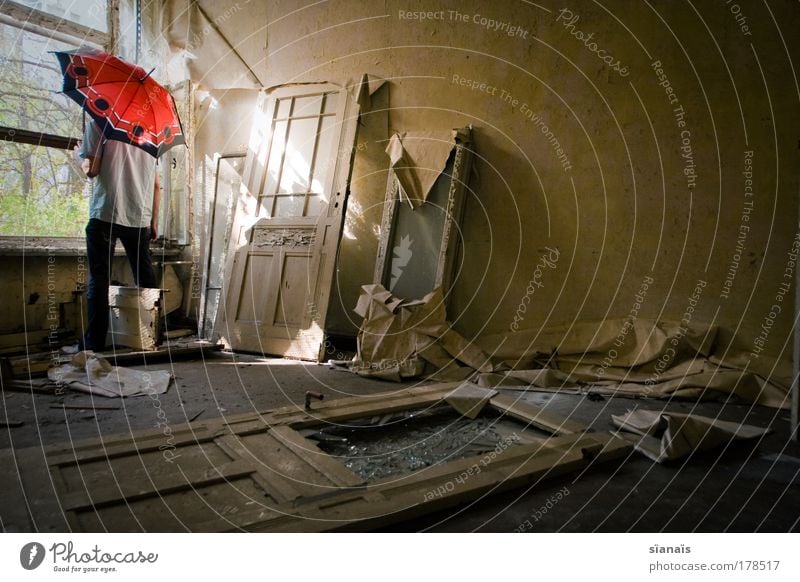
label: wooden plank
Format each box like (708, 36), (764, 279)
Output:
(490, 393), (586, 435)
(0, 449), (33, 531)
(16, 381), (631, 532)
(218, 429), (363, 504)
(215, 435), (301, 504)
(72, 476), (282, 533)
(11, 342), (223, 379)
(60, 459), (255, 511)
(45, 426), (224, 466)
(253, 433), (631, 532)
(272, 384), (457, 428)
(0, 1), (108, 46)
(11, 447), (70, 532)
(269, 426), (363, 488)
(41, 382), (549, 460)
(0, 329), (50, 348)
(56, 442), (233, 493)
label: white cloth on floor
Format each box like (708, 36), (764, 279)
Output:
(48, 351), (171, 398)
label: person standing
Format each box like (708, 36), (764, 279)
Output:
(77, 118), (161, 352)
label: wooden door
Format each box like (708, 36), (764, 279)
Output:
(12, 382), (630, 532)
(218, 84), (359, 359)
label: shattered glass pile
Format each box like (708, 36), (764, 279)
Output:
(311, 406), (535, 481)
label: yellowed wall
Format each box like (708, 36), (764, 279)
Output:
(178, 0), (800, 359)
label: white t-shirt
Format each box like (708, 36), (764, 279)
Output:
(80, 120), (158, 228)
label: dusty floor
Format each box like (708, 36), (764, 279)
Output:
(1, 351), (799, 532)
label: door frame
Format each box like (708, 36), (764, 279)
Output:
(373, 126), (473, 302)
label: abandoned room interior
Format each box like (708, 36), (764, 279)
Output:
(0, 0), (799, 540)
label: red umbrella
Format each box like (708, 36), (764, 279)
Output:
(53, 47), (184, 158)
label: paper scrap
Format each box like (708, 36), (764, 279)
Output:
(612, 409), (770, 463)
(385, 131), (457, 208)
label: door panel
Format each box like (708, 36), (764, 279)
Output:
(274, 254), (313, 327)
(235, 253), (275, 321)
(219, 84), (359, 359)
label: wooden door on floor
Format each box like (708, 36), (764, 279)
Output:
(218, 84), (359, 359)
(15, 383), (631, 532)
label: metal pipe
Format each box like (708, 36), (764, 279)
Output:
(304, 391), (324, 410)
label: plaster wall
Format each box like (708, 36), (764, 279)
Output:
(171, 0), (800, 359)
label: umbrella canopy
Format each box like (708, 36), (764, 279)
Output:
(54, 47), (184, 158)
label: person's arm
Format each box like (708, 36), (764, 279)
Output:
(150, 172), (160, 240)
(86, 152), (102, 178)
(79, 122), (103, 178)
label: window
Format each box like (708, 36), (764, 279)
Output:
(0, 1), (184, 246)
(0, 23), (89, 237)
(257, 92), (339, 219)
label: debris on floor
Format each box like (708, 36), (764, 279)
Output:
(445, 383), (498, 419)
(611, 408), (771, 463)
(350, 284), (495, 381)
(310, 404), (534, 482)
(47, 351), (171, 398)
(474, 318), (791, 409)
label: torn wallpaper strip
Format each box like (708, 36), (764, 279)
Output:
(385, 131), (457, 208)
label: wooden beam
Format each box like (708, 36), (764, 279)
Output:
(60, 459), (256, 511)
(0, 0), (108, 46)
(490, 393), (587, 435)
(0, 126), (80, 150)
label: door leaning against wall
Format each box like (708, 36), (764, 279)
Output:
(217, 83), (359, 360)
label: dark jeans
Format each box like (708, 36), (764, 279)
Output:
(83, 218), (157, 351)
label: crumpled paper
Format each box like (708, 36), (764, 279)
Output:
(612, 408), (770, 463)
(48, 351), (171, 398)
(351, 284), (494, 381)
(475, 318), (790, 409)
(445, 383), (498, 419)
(385, 130), (457, 208)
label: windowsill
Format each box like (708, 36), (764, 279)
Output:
(0, 237), (184, 257)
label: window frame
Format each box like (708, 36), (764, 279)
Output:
(0, 0), (117, 251)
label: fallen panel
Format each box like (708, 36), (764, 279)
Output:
(17, 383), (631, 532)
